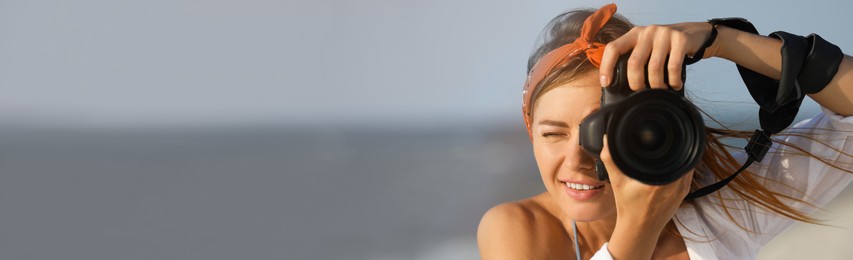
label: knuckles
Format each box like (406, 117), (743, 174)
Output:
(606, 24), (697, 90)
(671, 31), (688, 44)
(647, 58), (664, 71)
(599, 147), (613, 164)
(628, 26), (644, 34)
(626, 56), (645, 68)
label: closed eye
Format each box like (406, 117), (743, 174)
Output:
(542, 132), (567, 137)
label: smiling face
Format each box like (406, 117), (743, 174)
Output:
(530, 70), (615, 222)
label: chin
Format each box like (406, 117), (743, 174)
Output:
(551, 186), (616, 222)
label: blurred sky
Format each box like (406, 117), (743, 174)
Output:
(1, 0), (851, 129)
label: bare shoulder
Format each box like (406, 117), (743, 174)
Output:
(477, 193), (574, 259)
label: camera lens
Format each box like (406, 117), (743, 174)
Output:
(633, 113), (671, 158)
(607, 90), (705, 185)
(618, 103), (684, 175)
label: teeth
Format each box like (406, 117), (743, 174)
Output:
(566, 182), (600, 191)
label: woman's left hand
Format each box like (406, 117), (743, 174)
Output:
(599, 22), (717, 91)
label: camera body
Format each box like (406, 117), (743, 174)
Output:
(578, 55), (706, 185)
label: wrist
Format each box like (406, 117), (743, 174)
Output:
(607, 217), (665, 260)
(708, 25), (738, 60)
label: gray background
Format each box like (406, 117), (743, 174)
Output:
(1, 0), (851, 259)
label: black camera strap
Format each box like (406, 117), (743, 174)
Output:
(685, 130), (772, 200)
(683, 17), (834, 200)
(683, 18), (777, 200)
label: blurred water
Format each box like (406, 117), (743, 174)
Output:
(1, 120), (849, 259)
(0, 125), (542, 259)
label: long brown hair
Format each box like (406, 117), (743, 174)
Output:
(528, 8), (853, 237)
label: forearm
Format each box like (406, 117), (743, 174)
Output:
(808, 57), (853, 116)
(712, 26), (853, 116)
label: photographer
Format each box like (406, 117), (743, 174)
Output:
(477, 4), (852, 259)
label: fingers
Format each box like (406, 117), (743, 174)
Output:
(600, 135), (613, 168)
(627, 27), (653, 91)
(599, 29), (637, 88)
(647, 32), (670, 89)
(667, 33), (687, 89)
(601, 25), (692, 91)
(674, 169), (695, 198)
(599, 135), (626, 187)
(681, 169), (695, 189)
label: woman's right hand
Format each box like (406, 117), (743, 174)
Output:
(599, 22), (716, 91)
(599, 135), (693, 259)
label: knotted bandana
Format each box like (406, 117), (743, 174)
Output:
(522, 3), (617, 139)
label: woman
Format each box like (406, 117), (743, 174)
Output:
(477, 4), (852, 259)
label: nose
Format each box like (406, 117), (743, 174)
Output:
(564, 132), (595, 171)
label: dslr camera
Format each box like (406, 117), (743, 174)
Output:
(578, 55), (706, 185)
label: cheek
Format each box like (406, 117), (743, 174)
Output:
(532, 143), (562, 178)
(532, 142), (568, 198)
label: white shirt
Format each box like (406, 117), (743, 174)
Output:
(592, 107), (853, 260)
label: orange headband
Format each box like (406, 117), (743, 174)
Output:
(522, 3), (617, 140)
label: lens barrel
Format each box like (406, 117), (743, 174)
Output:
(607, 90), (705, 185)
(578, 54), (705, 185)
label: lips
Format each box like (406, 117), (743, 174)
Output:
(561, 180), (605, 201)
